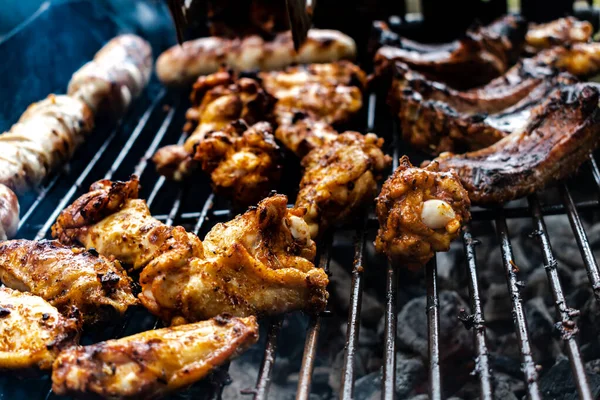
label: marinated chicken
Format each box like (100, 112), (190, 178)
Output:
(52, 315), (258, 399)
(0, 287), (79, 371)
(433, 84), (600, 204)
(193, 121), (282, 207)
(296, 132), (392, 238)
(156, 29), (357, 87)
(0, 95), (94, 194)
(259, 62), (366, 157)
(52, 178), (329, 324)
(525, 17), (593, 53)
(375, 157), (471, 270)
(373, 15), (527, 89)
(68, 35), (152, 117)
(153, 71), (276, 191)
(0, 240), (137, 325)
(52, 176), (203, 273)
(0, 184), (19, 240)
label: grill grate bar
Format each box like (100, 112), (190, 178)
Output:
(495, 215), (542, 400)
(528, 195), (593, 400)
(462, 227), (493, 400)
(426, 256), (442, 400)
(588, 155), (600, 190)
(296, 233), (332, 400)
(382, 263), (398, 400)
(339, 219), (367, 399)
(18, 175), (60, 231)
(133, 105), (178, 178)
(33, 91), (166, 240)
(252, 317), (283, 400)
(560, 184), (600, 301)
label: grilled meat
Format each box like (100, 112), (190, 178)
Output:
(68, 35), (152, 117)
(525, 17), (593, 53)
(192, 121), (281, 207)
(156, 29), (356, 87)
(0, 95), (94, 195)
(52, 178), (328, 323)
(535, 42), (600, 78)
(140, 194), (328, 324)
(0, 184), (19, 240)
(0, 240), (137, 325)
(389, 61), (578, 154)
(206, 0), (289, 37)
(153, 70), (275, 185)
(0, 287), (79, 371)
(432, 84), (600, 204)
(375, 157), (470, 270)
(296, 132), (391, 238)
(259, 61), (366, 157)
(52, 315), (258, 399)
(373, 15), (527, 89)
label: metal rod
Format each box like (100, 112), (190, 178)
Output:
(340, 221), (367, 400)
(33, 91), (166, 240)
(495, 215), (542, 400)
(296, 233), (332, 400)
(193, 193), (215, 236)
(560, 185), (600, 302)
(528, 195), (593, 400)
(133, 105), (177, 177)
(426, 256), (442, 400)
(146, 133), (188, 206)
(462, 227), (493, 400)
(253, 317), (283, 400)
(382, 263), (398, 400)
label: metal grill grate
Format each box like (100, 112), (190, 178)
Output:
(10, 76), (600, 400)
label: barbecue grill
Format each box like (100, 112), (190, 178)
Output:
(4, 1), (600, 399)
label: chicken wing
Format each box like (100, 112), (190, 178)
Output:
(52, 315), (258, 399)
(0, 240), (137, 325)
(0, 287), (79, 371)
(525, 17), (593, 53)
(296, 132), (392, 238)
(52, 178), (329, 324)
(375, 156), (470, 270)
(51, 176), (204, 273)
(192, 121), (281, 207)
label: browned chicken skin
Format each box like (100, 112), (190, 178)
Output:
(0, 240), (137, 325)
(52, 315), (258, 399)
(0, 287), (79, 371)
(375, 157), (471, 270)
(525, 17), (593, 53)
(296, 132), (391, 238)
(193, 121), (281, 207)
(433, 84), (600, 204)
(52, 178), (328, 324)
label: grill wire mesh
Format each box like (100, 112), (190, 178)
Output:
(8, 67), (600, 399)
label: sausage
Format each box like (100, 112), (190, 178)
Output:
(156, 29), (357, 87)
(0, 95), (94, 194)
(68, 34), (153, 116)
(0, 184), (19, 241)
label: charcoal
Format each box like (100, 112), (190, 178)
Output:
(395, 353), (426, 398)
(396, 291), (473, 368)
(579, 293), (600, 346)
(483, 283), (512, 323)
(525, 297), (559, 362)
(436, 241), (466, 291)
(353, 371), (381, 400)
(540, 358), (600, 400)
(329, 347), (371, 394)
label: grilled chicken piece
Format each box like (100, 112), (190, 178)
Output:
(52, 176), (203, 273)
(156, 29), (356, 87)
(373, 15), (527, 89)
(53, 179), (328, 323)
(52, 315), (258, 399)
(0, 184), (19, 240)
(296, 132), (392, 238)
(153, 70), (275, 185)
(525, 17), (593, 53)
(0, 95), (94, 195)
(389, 61), (578, 154)
(0, 240), (137, 325)
(535, 42), (600, 78)
(375, 157), (470, 270)
(433, 84), (600, 204)
(192, 121), (281, 207)
(259, 62), (366, 157)
(0, 287), (79, 371)
(68, 35), (152, 117)
(140, 194), (328, 324)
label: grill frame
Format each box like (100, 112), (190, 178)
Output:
(5, 5), (600, 400)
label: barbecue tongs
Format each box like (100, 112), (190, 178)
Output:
(166, 0), (315, 50)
